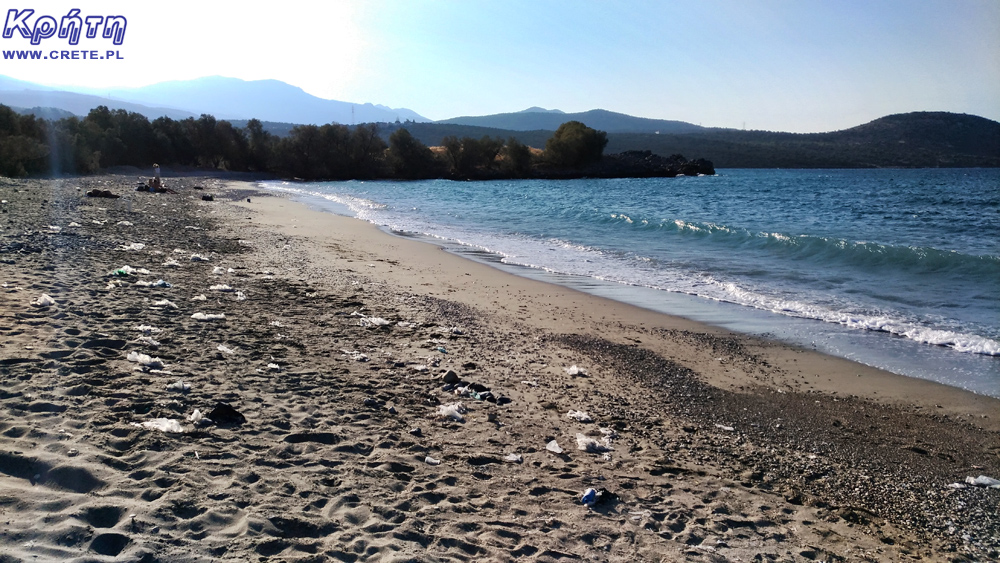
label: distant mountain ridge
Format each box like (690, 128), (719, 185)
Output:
(436, 108), (705, 134)
(0, 75), (428, 125)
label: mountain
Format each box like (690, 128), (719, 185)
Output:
(517, 107), (565, 114)
(73, 76), (429, 125)
(436, 108), (704, 134)
(0, 75), (429, 125)
(0, 89), (196, 120)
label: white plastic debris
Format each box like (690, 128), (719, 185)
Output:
(212, 266), (225, 275)
(449, 327), (464, 335)
(965, 475), (1000, 488)
(188, 409), (205, 424)
(209, 284), (233, 292)
(152, 299), (177, 309)
(190, 254), (209, 262)
(269, 320), (283, 327)
(425, 456), (441, 466)
(947, 482), (969, 489)
(504, 453), (523, 463)
(119, 243), (146, 251)
(340, 349), (369, 362)
(68, 222), (81, 228)
(576, 433), (612, 453)
(217, 344), (236, 355)
(437, 402), (467, 422)
(48, 225), (61, 233)
(235, 291), (247, 301)
(136, 336), (160, 347)
(31, 294), (56, 307)
(267, 363), (282, 371)
(116, 221), (133, 227)
(564, 365), (588, 376)
(132, 418), (184, 433)
(358, 316), (391, 327)
(546, 440), (564, 454)
(191, 312), (225, 321)
(162, 259), (181, 268)
(715, 424), (735, 432)
(127, 351), (163, 369)
(567, 410), (593, 423)
(191, 294), (207, 301)
(165, 380), (191, 392)
(581, 488), (600, 506)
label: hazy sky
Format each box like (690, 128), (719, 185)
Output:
(3, 0), (998, 132)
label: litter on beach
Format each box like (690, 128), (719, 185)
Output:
(209, 284), (234, 292)
(567, 410), (593, 423)
(31, 294), (56, 307)
(190, 254), (210, 261)
(191, 312), (225, 321)
(136, 336), (160, 347)
(581, 488), (600, 506)
(111, 265), (150, 276)
(166, 380), (191, 392)
(217, 344), (236, 355)
(212, 266), (225, 275)
(504, 453), (523, 463)
(127, 351), (163, 369)
(132, 418), (184, 434)
(546, 440), (564, 454)
(135, 279), (171, 288)
(715, 424), (735, 432)
(576, 433), (613, 453)
(437, 402), (467, 422)
(357, 316), (391, 327)
(191, 294), (207, 301)
(965, 475), (1000, 488)
(425, 456), (441, 466)
(119, 243), (145, 251)
(564, 365), (588, 376)
(151, 299), (177, 309)
(162, 259), (181, 268)
(135, 325), (161, 333)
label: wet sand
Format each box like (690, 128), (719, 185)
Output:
(0, 174), (997, 562)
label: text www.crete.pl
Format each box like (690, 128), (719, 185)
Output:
(3, 49), (123, 60)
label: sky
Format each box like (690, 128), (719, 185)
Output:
(1, 0), (998, 132)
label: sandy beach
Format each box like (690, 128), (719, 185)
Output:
(0, 174), (997, 562)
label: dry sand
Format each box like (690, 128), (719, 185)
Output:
(0, 174), (997, 562)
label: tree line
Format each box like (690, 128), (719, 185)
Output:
(0, 104), (610, 180)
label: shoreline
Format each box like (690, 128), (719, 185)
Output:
(1, 174), (997, 561)
(267, 181), (1000, 409)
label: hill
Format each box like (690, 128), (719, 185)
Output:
(437, 108), (704, 134)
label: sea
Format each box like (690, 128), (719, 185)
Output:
(261, 168), (1000, 398)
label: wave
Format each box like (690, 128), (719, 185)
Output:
(599, 213), (999, 279)
(262, 181), (1000, 358)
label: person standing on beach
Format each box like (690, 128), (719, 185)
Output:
(153, 163), (161, 189)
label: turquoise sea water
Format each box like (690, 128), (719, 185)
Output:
(262, 169), (1000, 397)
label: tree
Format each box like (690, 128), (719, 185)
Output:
(387, 128), (440, 179)
(502, 137), (532, 177)
(543, 121), (608, 167)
